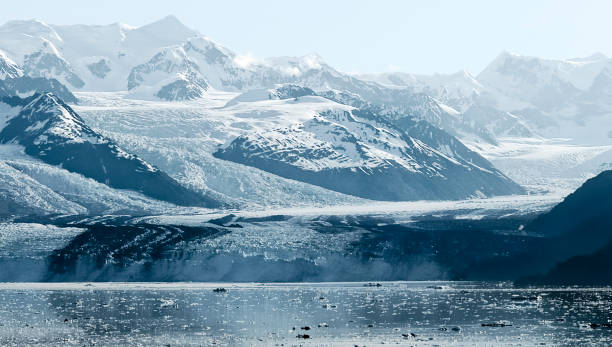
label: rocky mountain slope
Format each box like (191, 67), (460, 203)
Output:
(215, 96), (523, 200)
(0, 92), (220, 208)
(512, 170), (612, 284)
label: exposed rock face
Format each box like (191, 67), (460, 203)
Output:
(0, 76), (77, 103)
(87, 59), (111, 79)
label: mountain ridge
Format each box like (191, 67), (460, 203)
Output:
(0, 92), (221, 208)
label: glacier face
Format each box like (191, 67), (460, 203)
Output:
(1, 193), (559, 282)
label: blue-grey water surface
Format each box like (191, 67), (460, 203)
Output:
(0, 282), (611, 346)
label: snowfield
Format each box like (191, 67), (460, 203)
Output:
(467, 137), (612, 194)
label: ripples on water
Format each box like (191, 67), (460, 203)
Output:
(0, 282), (611, 346)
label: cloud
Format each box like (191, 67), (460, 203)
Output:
(233, 52), (257, 68)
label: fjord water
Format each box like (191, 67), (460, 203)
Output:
(1, 282), (611, 346)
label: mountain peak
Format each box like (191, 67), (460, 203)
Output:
(0, 49), (23, 79)
(123, 16), (198, 53)
(568, 52), (608, 63)
(0, 19), (62, 45)
(23, 92), (81, 123)
(138, 15), (196, 35)
(492, 50), (522, 63)
(301, 52), (324, 61)
(0, 18), (47, 28)
(154, 15), (183, 25)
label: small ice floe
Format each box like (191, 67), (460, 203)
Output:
(481, 321), (512, 327)
(159, 299), (176, 308)
(510, 294), (542, 302)
(437, 326), (461, 332)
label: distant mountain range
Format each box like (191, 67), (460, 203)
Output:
(1, 16), (611, 145)
(0, 16), (539, 213)
(1, 16), (612, 215)
(362, 51), (612, 145)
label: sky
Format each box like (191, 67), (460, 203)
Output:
(1, 0), (611, 75)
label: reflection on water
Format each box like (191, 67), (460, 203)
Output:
(0, 282), (611, 346)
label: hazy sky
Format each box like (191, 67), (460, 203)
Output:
(2, 0), (611, 75)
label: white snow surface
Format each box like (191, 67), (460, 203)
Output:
(139, 192), (561, 228)
(0, 16), (199, 91)
(466, 137), (612, 194)
(72, 91), (367, 209)
(359, 69), (484, 112)
(2, 16), (611, 150)
(0, 143), (175, 216)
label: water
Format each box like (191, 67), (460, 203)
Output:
(0, 282), (611, 346)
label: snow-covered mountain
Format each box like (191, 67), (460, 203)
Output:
(0, 93), (221, 208)
(359, 70), (484, 112)
(15, 15), (612, 216)
(0, 76), (77, 102)
(1, 16), (610, 146)
(0, 16), (198, 91)
(0, 16), (534, 148)
(215, 99), (523, 200)
(359, 52), (612, 193)
(477, 51), (610, 110)
(469, 52), (612, 144)
(361, 52), (612, 143)
(0, 50), (22, 79)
